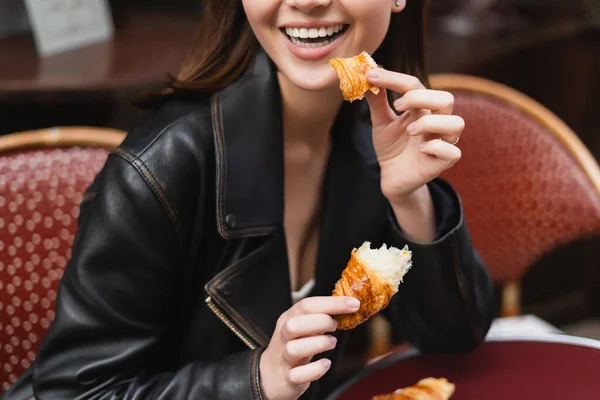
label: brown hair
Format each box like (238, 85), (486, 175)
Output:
(141, 0), (428, 106)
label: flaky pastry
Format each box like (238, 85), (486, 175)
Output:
(329, 51), (381, 102)
(332, 242), (412, 330)
(372, 377), (456, 400)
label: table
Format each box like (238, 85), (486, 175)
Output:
(0, 13), (197, 133)
(326, 334), (600, 399)
(0, 13), (197, 100)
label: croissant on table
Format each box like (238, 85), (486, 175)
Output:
(372, 377), (456, 400)
(329, 51), (381, 102)
(332, 241), (412, 330)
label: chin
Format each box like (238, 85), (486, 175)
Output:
(281, 67), (340, 92)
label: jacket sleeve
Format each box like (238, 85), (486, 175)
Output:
(382, 178), (496, 353)
(31, 154), (264, 399)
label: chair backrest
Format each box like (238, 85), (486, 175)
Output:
(430, 74), (600, 315)
(0, 127), (126, 392)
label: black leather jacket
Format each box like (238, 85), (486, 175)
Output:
(2, 50), (495, 400)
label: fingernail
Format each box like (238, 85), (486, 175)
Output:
(332, 319), (339, 330)
(329, 336), (338, 347)
(322, 359), (332, 369)
(418, 143), (427, 151)
(407, 122), (417, 133)
(393, 98), (406, 110)
(366, 69), (381, 79)
(346, 298), (360, 308)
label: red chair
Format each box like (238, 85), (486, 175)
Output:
(367, 75), (600, 362)
(0, 127), (125, 393)
(430, 73), (600, 317)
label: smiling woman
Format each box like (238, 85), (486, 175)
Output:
(1, 1), (495, 400)
(160, 0), (427, 97)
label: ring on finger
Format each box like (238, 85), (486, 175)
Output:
(439, 136), (460, 145)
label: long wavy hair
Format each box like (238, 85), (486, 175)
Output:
(140, 0), (428, 106)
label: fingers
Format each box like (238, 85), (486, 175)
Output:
(407, 114), (464, 144)
(290, 296), (360, 319)
(283, 335), (337, 364)
(366, 68), (425, 95)
(365, 69), (425, 127)
(281, 313), (338, 341)
(418, 139), (462, 164)
(393, 89), (454, 114)
(365, 88), (395, 128)
(288, 358), (332, 386)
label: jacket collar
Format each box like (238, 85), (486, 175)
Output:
(211, 49), (284, 239)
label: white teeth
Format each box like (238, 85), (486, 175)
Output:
(285, 24), (345, 39)
(289, 36), (332, 48)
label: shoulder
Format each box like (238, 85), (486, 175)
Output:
(118, 93), (214, 159)
(109, 93), (217, 243)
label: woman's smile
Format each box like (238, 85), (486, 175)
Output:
(280, 21), (350, 60)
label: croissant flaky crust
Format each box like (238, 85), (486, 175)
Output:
(372, 377), (456, 400)
(332, 242), (412, 330)
(329, 51), (381, 102)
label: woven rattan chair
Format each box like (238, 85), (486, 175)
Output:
(0, 127), (126, 392)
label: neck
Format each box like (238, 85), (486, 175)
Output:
(278, 72), (343, 149)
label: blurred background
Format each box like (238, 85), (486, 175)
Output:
(0, 0), (599, 386)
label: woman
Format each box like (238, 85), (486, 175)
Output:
(3, 0), (495, 399)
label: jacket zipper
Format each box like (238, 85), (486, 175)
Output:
(205, 296), (257, 350)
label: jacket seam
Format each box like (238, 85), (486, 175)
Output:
(111, 148), (182, 244)
(136, 110), (205, 158)
(211, 92), (228, 238)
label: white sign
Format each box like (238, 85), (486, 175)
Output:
(24, 0), (114, 56)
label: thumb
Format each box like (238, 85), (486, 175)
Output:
(365, 85), (393, 128)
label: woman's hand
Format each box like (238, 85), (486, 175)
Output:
(365, 69), (464, 204)
(259, 296), (360, 400)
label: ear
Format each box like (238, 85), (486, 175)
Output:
(392, 0), (406, 13)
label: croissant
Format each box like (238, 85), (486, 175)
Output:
(372, 377), (456, 400)
(332, 242), (412, 330)
(329, 51), (381, 102)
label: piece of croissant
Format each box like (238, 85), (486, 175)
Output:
(372, 377), (456, 400)
(332, 242), (412, 330)
(329, 51), (381, 102)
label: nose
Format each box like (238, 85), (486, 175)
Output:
(285, 0), (332, 12)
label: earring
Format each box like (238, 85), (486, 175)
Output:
(395, 0), (400, 6)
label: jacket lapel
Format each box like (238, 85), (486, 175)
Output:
(211, 49), (284, 239)
(205, 234), (291, 348)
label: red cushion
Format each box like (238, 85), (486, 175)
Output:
(0, 146), (109, 391)
(441, 92), (600, 283)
